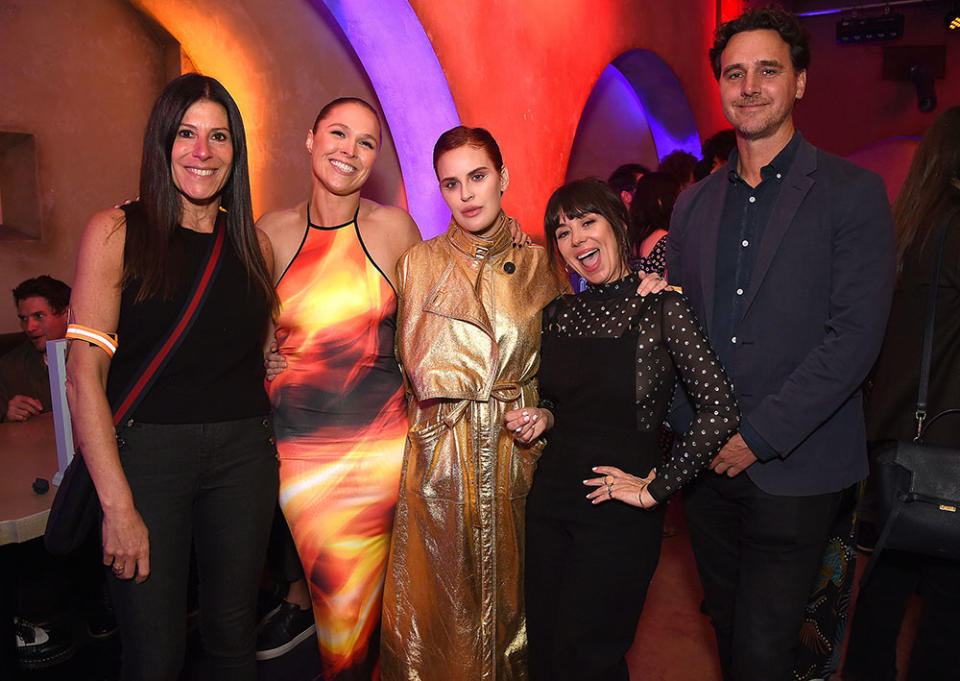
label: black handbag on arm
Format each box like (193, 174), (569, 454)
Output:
(861, 209), (960, 585)
(44, 209), (228, 555)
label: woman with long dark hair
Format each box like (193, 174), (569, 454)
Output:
(627, 171), (680, 276)
(841, 107), (960, 681)
(67, 73), (278, 680)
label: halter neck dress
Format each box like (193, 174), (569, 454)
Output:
(269, 206), (408, 679)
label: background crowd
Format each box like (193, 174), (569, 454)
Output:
(2, 4), (958, 681)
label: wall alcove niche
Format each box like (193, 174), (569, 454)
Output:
(0, 0), (186, 329)
(566, 49), (702, 184)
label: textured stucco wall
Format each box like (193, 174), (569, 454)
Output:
(0, 0), (168, 329)
(0, 0), (403, 332)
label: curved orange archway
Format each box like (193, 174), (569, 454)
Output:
(408, 0), (729, 238)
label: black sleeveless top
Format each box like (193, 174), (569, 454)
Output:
(105, 203), (270, 423)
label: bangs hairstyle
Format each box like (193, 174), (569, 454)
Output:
(127, 73), (276, 313)
(312, 97), (382, 145)
(433, 126), (504, 177)
(710, 3), (810, 80)
(543, 178), (631, 271)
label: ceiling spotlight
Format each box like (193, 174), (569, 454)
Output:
(837, 10), (904, 44)
(946, 3), (960, 31)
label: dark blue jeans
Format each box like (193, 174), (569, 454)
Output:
(107, 416), (278, 681)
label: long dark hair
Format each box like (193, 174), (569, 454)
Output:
(628, 171), (681, 249)
(124, 73), (276, 312)
(893, 106), (960, 272)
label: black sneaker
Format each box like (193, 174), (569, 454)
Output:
(15, 618), (78, 670)
(255, 601), (316, 660)
(86, 588), (118, 639)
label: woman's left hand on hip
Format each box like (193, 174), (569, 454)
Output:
(584, 465), (658, 508)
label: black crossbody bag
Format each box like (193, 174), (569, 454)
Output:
(44, 211), (227, 555)
(861, 208), (960, 585)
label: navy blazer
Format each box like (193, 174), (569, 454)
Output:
(667, 134), (896, 496)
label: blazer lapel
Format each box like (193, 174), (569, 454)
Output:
(422, 259), (495, 338)
(739, 139), (817, 319)
(696, 173), (727, 333)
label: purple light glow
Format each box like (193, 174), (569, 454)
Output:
(612, 50), (701, 160)
(320, 0), (460, 237)
(565, 64), (659, 183)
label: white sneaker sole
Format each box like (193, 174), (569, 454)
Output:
(255, 605), (317, 661)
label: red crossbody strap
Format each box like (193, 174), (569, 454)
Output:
(111, 213), (227, 427)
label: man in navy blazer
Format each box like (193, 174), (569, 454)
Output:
(666, 6), (895, 681)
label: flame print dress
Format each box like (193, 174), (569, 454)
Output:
(269, 208), (408, 679)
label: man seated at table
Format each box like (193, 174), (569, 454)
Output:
(0, 276), (70, 423)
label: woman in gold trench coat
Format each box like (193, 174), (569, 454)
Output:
(380, 127), (566, 680)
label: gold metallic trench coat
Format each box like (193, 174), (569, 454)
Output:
(381, 219), (566, 681)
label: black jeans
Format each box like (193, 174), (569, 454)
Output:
(107, 416), (278, 681)
(525, 509), (664, 681)
(265, 505), (304, 586)
(843, 549), (960, 681)
(683, 472), (842, 681)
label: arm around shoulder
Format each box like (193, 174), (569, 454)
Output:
(381, 204), (422, 253)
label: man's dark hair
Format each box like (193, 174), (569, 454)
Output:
(607, 163), (650, 196)
(13, 276), (71, 313)
(702, 129), (737, 164)
(710, 3), (811, 80)
(695, 129), (738, 181)
(658, 151), (697, 187)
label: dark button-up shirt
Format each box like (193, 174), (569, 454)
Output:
(0, 339), (51, 422)
(711, 132), (801, 461)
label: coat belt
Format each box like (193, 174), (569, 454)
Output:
(441, 381), (525, 428)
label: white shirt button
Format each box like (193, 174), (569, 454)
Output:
(736, 288), (744, 295)
(749, 196), (756, 203)
(741, 240), (749, 247)
(776, 173), (782, 179)
(731, 336), (737, 343)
